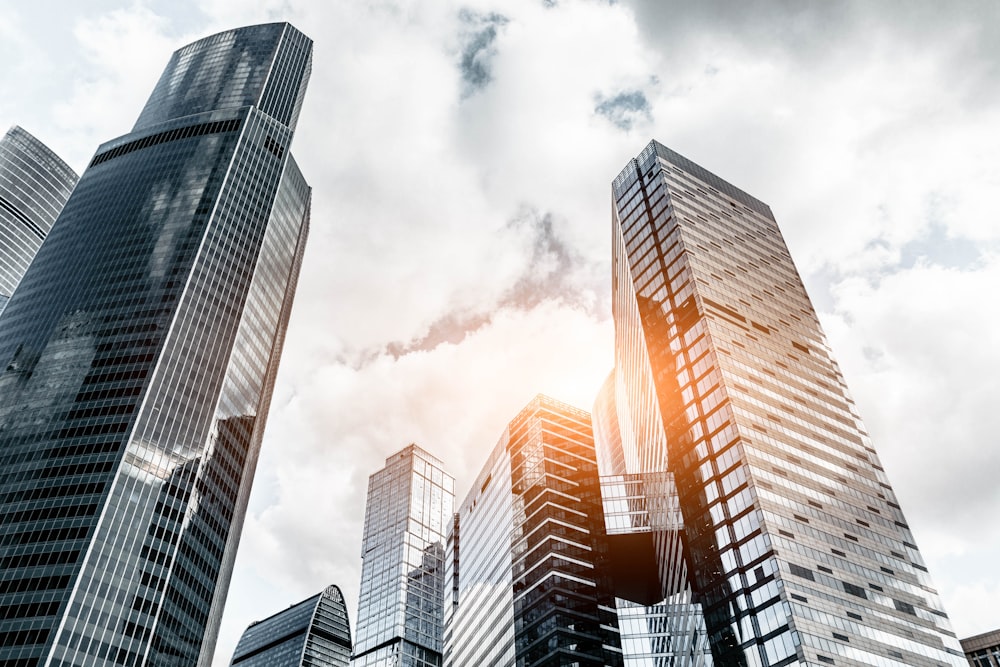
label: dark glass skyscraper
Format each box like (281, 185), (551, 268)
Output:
(444, 395), (623, 667)
(602, 140), (965, 666)
(230, 585), (352, 667)
(353, 445), (454, 667)
(0, 126), (78, 315)
(0, 23), (312, 667)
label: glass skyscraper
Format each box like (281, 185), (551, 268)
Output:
(0, 126), (78, 315)
(594, 374), (714, 667)
(230, 585), (352, 667)
(602, 140), (966, 666)
(353, 445), (455, 667)
(444, 395), (623, 667)
(0, 23), (312, 667)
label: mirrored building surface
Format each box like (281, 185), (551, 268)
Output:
(594, 372), (714, 667)
(0, 22), (312, 667)
(444, 395), (623, 667)
(230, 585), (352, 667)
(353, 445), (454, 667)
(604, 140), (966, 666)
(0, 126), (78, 315)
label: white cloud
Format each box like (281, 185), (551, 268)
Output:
(2, 1), (998, 663)
(43, 6), (180, 170)
(223, 299), (613, 661)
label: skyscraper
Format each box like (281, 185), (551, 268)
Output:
(603, 140), (966, 666)
(0, 23), (312, 667)
(353, 445), (454, 667)
(0, 126), (78, 315)
(230, 585), (353, 667)
(594, 374), (713, 666)
(444, 395), (623, 667)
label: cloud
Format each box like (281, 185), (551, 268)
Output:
(457, 9), (509, 96)
(50, 5), (182, 169)
(2, 1), (999, 664)
(594, 89), (651, 130)
(386, 209), (610, 358)
(386, 206), (605, 356)
(823, 258), (1000, 528)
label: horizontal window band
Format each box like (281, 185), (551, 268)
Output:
(89, 118), (243, 167)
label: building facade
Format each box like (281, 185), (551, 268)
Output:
(962, 629), (1000, 667)
(0, 126), (78, 314)
(594, 371), (714, 667)
(444, 395), (623, 667)
(230, 585), (352, 667)
(353, 445), (455, 667)
(603, 140), (966, 666)
(0, 23), (312, 667)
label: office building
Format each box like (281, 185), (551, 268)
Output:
(353, 445), (455, 667)
(962, 628), (1000, 667)
(593, 374), (713, 666)
(444, 395), (623, 667)
(0, 23), (312, 667)
(602, 140), (966, 666)
(0, 126), (78, 314)
(230, 585), (352, 667)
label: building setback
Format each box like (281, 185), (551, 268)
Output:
(230, 585), (352, 667)
(0, 23), (312, 667)
(353, 445), (454, 667)
(602, 140), (966, 666)
(0, 126), (78, 314)
(444, 395), (623, 667)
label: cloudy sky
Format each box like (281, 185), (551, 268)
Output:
(2, 0), (998, 662)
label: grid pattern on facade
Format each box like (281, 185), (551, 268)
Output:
(593, 375), (713, 667)
(353, 446), (454, 667)
(962, 629), (1000, 667)
(133, 23), (311, 134)
(445, 396), (623, 667)
(443, 438), (516, 667)
(0, 23), (312, 667)
(231, 585), (352, 667)
(606, 140), (966, 667)
(0, 126), (78, 316)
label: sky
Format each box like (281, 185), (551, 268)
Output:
(1, 0), (998, 663)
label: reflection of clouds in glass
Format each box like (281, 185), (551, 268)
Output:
(354, 445), (454, 665)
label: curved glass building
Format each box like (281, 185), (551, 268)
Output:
(0, 126), (78, 314)
(230, 585), (353, 667)
(0, 23), (312, 667)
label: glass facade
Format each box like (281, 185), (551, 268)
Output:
(0, 126), (78, 315)
(604, 140), (967, 666)
(962, 629), (1000, 667)
(353, 445), (455, 667)
(0, 23), (312, 667)
(230, 585), (352, 667)
(593, 373), (713, 666)
(444, 395), (623, 667)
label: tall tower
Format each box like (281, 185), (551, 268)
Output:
(230, 585), (353, 667)
(0, 23), (312, 667)
(444, 395), (623, 667)
(353, 446), (455, 667)
(604, 140), (966, 666)
(0, 126), (78, 314)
